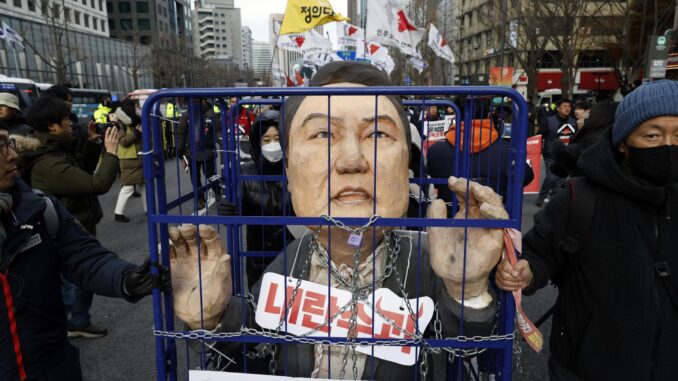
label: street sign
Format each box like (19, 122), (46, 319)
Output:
(646, 35), (669, 79)
(336, 50), (356, 61)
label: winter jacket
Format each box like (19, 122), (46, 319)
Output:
(175, 103), (220, 162)
(522, 129), (678, 380)
(0, 179), (135, 380)
(0, 112), (33, 136)
(117, 124), (144, 186)
(19, 132), (118, 232)
(426, 119), (534, 208)
(540, 114), (576, 159)
(209, 231), (497, 380)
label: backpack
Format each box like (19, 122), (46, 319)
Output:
(32, 189), (59, 240)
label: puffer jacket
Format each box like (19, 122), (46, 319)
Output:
(117, 124), (144, 186)
(522, 129), (678, 380)
(0, 179), (134, 380)
(18, 131), (118, 232)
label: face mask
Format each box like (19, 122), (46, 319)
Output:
(627, 145), (678, 186)
(261, 142), (283, 163)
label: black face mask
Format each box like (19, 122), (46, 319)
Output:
(627, 145), (678, 186)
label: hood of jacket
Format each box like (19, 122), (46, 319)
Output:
(19, 131), (74, 160)
(577, 128), (675, 207)
(445, 119), (499, 153)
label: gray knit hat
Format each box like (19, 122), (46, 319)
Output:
(612, 80), (678, 146)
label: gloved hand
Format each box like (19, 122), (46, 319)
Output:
(218, 199), (238, 216)
(123, 259), (170, 299)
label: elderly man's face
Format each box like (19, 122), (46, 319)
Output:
(286, 83), (410, 220)
(0, 130), (18, 192)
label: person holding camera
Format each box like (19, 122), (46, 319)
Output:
(18, 96), (120, 339)
(113, 100), (146, 223)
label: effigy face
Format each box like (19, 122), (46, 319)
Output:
(286, 83), (410, 221)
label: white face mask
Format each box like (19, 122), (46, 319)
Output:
(261, 142), (283, 163)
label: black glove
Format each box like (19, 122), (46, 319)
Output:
(123, 259), (170, 299)
(218, 199), (238, 216)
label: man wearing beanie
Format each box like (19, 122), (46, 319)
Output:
(496, 80), (678, 380)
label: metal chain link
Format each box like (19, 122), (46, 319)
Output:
(409, 193), (454, 206)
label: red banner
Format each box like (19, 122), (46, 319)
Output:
(524, 135), (542, 194)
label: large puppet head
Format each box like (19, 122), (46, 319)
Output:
(283, 62), (411, 228)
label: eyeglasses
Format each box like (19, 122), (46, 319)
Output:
(0, 138), (17, 157)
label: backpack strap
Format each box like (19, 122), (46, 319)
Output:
(560, 177), (596, 255)
(32, 189), (59, 240)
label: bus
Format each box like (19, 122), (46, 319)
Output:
(70, 88), (112, 124)
(0, 75), (40, 111)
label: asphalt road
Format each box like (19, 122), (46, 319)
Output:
(72, 160), (557, 381)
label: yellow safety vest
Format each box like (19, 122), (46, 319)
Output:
(93, 104), (112, 124)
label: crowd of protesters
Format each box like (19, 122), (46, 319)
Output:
(1, 71), (677, 380)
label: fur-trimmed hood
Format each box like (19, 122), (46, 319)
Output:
(11, 134), (41, 152)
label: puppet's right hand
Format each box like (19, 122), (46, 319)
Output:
(169, 224), (232, 330)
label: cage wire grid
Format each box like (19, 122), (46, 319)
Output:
(141, 86), (528, 381)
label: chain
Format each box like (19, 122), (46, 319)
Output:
(408, 193), (454, 206)
(512, 328), (523, 374)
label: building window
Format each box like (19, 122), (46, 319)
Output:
(120, 18), (132, 30)
(81, 0), (85, 5)
(98, 0), (102, 10)
(118, 1), (130, 12)
(136, 1), (148, 12)
(13, 0), (21, 8)
(108, 19), (114, 30)
(140, 35), (150, 44)
(138, 18), (150, 30)
(101, 19), (106, 32)
(486, 31), (493, 48)
(84, 14), (89, 27)
(106, 1), (112, 12)
(90, 0), (94, 8)
(64, 6), (70, 20)
(93, 16), (98, 30)
(74, 10), (81, 24)
(27, 0), (35, 11)
(157, 4), (161, 13)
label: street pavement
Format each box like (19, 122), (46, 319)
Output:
(73, 160), (557, 381)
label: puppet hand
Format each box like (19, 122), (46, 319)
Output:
(169, 224), (232, 330)
(427, 177), (508, 304)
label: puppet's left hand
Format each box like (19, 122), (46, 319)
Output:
(427, 176), (508, 304)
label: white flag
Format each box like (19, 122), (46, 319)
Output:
(305, 52), (344, 67)
(366, 42), (395, 75)
(2, 22), (24, 47)
(336, 22), (365, 47)
(271, 63), (286, 87)
(427, 24), (454, 64)
(409, 53), (426, 74)
(366, 0), (424, 57)
(276, 28), (332, 58)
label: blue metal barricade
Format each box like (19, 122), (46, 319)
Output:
(141, 86), (528, 381)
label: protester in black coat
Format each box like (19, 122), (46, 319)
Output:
(0, 128), (158, 380)
(219, 110), (293, 289)
(497, 80), (678, 380)
(0, 93), (32, 136)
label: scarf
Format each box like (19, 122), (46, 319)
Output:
(0, 192), (13, 259)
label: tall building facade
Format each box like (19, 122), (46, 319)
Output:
(251, 40), (271, 82)
(193, 0), (243, 69)
(241, 25), (252, 71)
(0, 3), (152, 93)
(2, 0), (109, 37)
(106, 0), (192, 51)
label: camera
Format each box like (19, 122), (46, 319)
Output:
(95, 122), (116, 134)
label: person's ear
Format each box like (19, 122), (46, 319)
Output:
(618, 141), (629, 156)
(47, 123), (60, 134)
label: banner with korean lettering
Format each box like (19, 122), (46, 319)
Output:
(279, 0), (349, 35)
(336, 22), (365, 47)
(277, 28), (333, 57)
(255, 273), (434, 366)
(524, 135), (542, 194)
(366, 0), (424, 57)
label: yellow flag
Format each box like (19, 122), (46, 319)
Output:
(279, 0), (349, 35)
